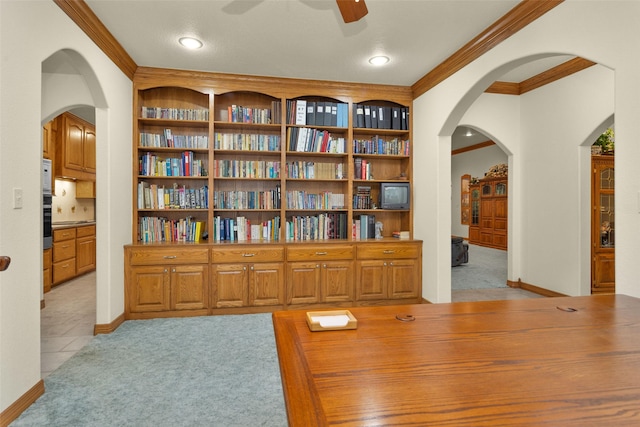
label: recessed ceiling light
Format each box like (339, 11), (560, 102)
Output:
(369, 56), (390, 66)
(179, 37), (203, 50)
(465, 129), (473, 137)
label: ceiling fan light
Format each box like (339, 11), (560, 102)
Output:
(369, 56), (390, 66)
(179, 37), (203, 50)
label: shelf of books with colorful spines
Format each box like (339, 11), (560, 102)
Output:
(286, 127), (347, 154)
(352, 135), (410, 156)
(140, 126), (209, 149)
(214, 91), (282, 125)
(212, 157), (281, 179)
(213, 184), (281, 211)
(285, 212), (349, 241)
(213, 215), (281, 242)
(213, 131), (281, 153)
(137, 215), (207, 244)
(139, 150), (208, 178)
(138, 182), (209, 211)
(352, 102), (409, 131)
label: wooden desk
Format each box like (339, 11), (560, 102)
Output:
(272, 295), (640, 426)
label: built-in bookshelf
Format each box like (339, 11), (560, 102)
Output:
(132, 70), (413, 244)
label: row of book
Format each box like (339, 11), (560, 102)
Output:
(213, 216), (280, 242)
(140, 130), (209, 149)
(353, 158), (372, 180)
(139, 151), (207, 177)
(286, 127), (346, 153)
(213, 188), (281, 210)
(353, 186), (373, 209)
(353, 104), (409, 130)
(354, 214), (376, 240)
(286, 100), (349, 127)
(138, 216), (206, 243)
(352, 137), (410, 155)
(141, 106), (209, 121)
(285, 161), (345, 180)
(285, 191), (346, 210)
(284, 213), (349, 241)
(213, 133), (281, 151)
(212, 160), (280, 179)
(138, 183), (209, 210)
(225, 104), (275, 124)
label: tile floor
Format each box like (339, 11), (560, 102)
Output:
(41, 271), (96, 378)
(451, 287), (543, 302)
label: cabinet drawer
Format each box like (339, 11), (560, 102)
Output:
(287, 245), (355, 261)
(43, 248), (52, 270)
(53, 240), (76, 262)
(53, 227), (76, 242)
(53, 259), (76, 284)
(128, 247), (209, 265)
(357, 243), (420, 260)
(211, 246), (284, 263)
(76, 224), (96, 237)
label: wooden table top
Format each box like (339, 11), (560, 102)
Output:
(272, 295), (640, 426)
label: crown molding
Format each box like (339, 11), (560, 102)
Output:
(486, 57), (597, 95)
(412, 0), (564, 99)
(54, 0), (137, 80)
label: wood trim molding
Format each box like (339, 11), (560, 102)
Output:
(412, 0), (564, 99)
(487, 57), (597, 95)
(507, 278), (568, 298)
(0, 380), (44, 427)
(452, 140), (495, 155)
(53, 0), (137, 80)
(518, 56), (596, 94)
(94, 312), (125, 335)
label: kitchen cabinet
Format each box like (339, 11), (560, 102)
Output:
(125, 247), (209, 318)
(286, 244), (354, 306)
(76, 225), (96, 275)
(43, 248), (52, 293)
(52, 228), (76, 285)
(55, 112), (96, 181)
(211, 246), (284, 310)
(356, 242), (421, 303)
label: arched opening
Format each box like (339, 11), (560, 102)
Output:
(41, 49), (107, 377)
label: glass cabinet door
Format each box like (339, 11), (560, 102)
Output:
(471, 188), (480, 226)
(598, 167), (614, 248)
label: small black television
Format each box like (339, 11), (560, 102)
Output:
(379, 182), (410, 210)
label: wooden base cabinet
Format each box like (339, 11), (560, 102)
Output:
(211, 246), (285, 311)
(76, 225), (96, 275)
(125, 247), (209, 318)
(124, 240), (422, 320)
(286, 245), (355, 307)
(356, 242), (421, 304)
(43, 248), (52, 293)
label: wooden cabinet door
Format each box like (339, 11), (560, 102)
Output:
(287, 262), (321, 305)
(212, 264), (248, 308)
(356, 260), (387, 300)
(321, 261), (353, 302)
(129, 265), (170, 313)
(64, 115), (86, 172)
(83, 126), (96, 173)
(248, 262), (284, 306)
(592, 252), (615, 293)
(76, 236), (96, 274)
(170, 265), (208, 310)
(387, 259), (419, 299)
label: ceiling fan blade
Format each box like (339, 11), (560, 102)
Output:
(336, 0), (368, 23)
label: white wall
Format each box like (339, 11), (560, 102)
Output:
(414, 0), (638, 303)
(0, 1), (132, 413)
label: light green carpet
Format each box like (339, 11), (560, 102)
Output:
(451, 243), (508, 290)
(12, 314), (287, 427)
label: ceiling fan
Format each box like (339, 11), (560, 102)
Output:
(336, 0), (368, 23)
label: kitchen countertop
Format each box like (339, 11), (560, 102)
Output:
(52, 220), (96, 230)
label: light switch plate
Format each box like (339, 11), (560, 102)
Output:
(13, 188), (23, 209)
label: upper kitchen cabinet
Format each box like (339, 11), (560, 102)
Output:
(55, 112), (96, 181)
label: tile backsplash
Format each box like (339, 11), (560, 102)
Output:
(53, 179), (95, 222)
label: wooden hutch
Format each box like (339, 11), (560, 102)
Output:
(591, 154), (615, 294)
(468, 166), (508, 250)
